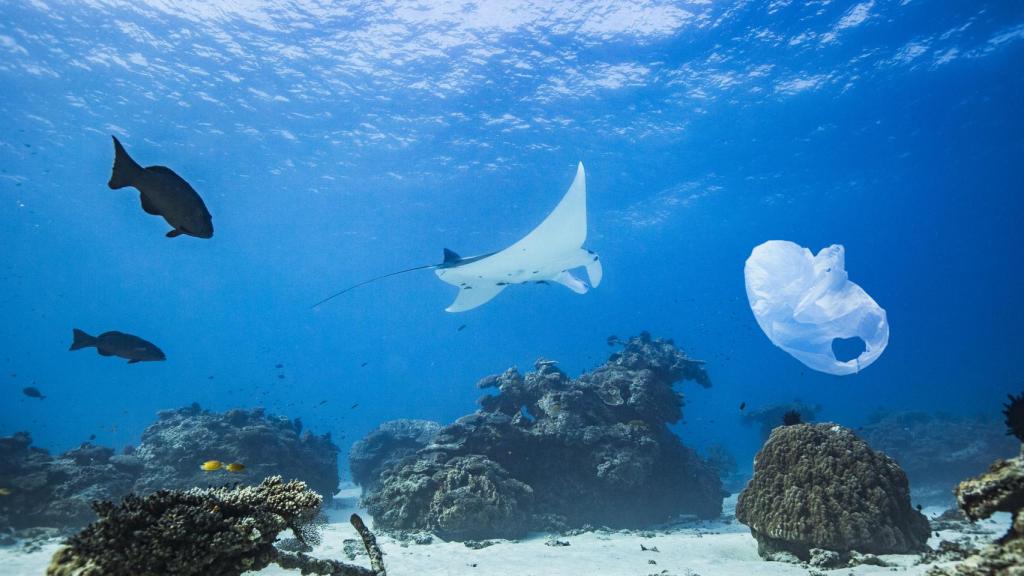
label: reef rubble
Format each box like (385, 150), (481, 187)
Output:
(736, 422), (930, 562)
(0, 404), (339, 532)
(356, 333), (726, 540)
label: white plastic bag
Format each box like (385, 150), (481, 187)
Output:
(744, 240), (889, 375)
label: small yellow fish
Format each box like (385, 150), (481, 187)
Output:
(200, 460), (223, 472)
(0, 487), (11, 496)
(225, 463), (246, 473)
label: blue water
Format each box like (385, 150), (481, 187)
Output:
(1, 0), (1022, 478)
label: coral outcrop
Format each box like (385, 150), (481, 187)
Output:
(927, 448), (1024, 575)
(860, 411), (1019, 505)
(0, 404), (339, 532)
(359, 333), (725, 540)
(0, 433), (138, 530)
(736, 422), (930, 561)
(132, 403), (339, 501)
(349, 419), (440, 490)
(46, 476), (386, 576)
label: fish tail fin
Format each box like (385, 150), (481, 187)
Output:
(108, 136), (142, 189)
(70, 328), (96, 351)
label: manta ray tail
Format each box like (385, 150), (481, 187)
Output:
(312, 263), (437, 309)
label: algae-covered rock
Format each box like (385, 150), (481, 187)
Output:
(736, 422), (930, 560)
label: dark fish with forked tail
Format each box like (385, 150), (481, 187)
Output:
(108, 135), (213, 239)
(22, 386), (45, 399)
(70, 329), (166, 363)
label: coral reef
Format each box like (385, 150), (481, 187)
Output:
(359, 333), (725, 540)
(736, 422), (930, 561)
(1005, 392), (1024, 443)
(132, 403), (339, 501)
(741, 401), (821, 440)
(859, 411), (1019, 505)
(349, 419), (440, 490)
(46, 476), (386, 576)
(926, 448), (1024, 575)
(368, 453), (534, 541)
(0, 404), (339, 532)
(0, 433), (138, 530)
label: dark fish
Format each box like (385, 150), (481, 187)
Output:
(275, 363), (283, 369)
(350, 403), (359, 409)
(360, 362), (368, 368)
(606, 335), (620, 346)
(108, 136), (213, 239)
(70, 328), (166, 363)
(457, 324), (466, 332)
(22, 386), (45, 399)
(782, 410), (802, 426)
(319, 400), (328, 406)
(88, 434), (96, 441)
(739, 402), (746, 411)
(277, 374), (285, 380)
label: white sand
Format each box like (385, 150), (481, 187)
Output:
(1, 490), (1009, 576)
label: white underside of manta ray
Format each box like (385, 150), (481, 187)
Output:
(435, 162), (602, 312)
(313, 162), (602, 312)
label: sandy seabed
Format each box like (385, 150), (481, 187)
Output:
(1, 489), (1009, 576)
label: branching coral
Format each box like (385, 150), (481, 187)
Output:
(46, 476), (386, 576)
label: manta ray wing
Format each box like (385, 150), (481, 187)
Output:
(446, 284), (508, 313)
(435, 162), (600, 312)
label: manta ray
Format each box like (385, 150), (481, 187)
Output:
(314, 162), (602, 312)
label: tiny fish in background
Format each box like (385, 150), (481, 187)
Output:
(351, 403), (359, 409)
(360, 362), (368, 368)
(457, 324), (466, 332)
(22, 386), (45, 399)
(225, 463), (245, 473)
(70, 329), (165, 363)
(200, 460), (223, 472)
(107, 136), (214, 239)
(607, 335), (621, 346)
(739, 402), (746, 411)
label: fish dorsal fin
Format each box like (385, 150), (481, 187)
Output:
(446, 283), (507, 313)
(146, 166), (179, 177)
(443, 248), (462, 264)
(140, 193), (160, 215)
